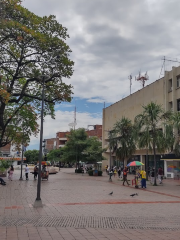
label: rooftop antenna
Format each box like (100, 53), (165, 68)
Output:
(128, 74), (132, 94)
(68, 106), (77, 130)
(135, 71), (149, 88)
(159, 56), (180, 78)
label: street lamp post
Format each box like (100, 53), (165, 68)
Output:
(19, 127), (24, 181)
(19, 144), (24, 180)
(33, 52), (60, 207)
(33, 76), (45, 208)
(109, 130), (113, 182)
(105, 129), (114, 182)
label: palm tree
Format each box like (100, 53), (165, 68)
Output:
(171, 112), (180, 156)
(110, 117), (136, 167)
(135, 102), (172, 186)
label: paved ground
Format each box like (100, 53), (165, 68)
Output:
(0, 168), (180, 239)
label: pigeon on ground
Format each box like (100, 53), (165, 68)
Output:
(109, 191), (113, 195)
(130, 193), (138, 197)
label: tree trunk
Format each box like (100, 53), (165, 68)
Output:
(146, 150), (149, 181)
(153, 141), (157, 186)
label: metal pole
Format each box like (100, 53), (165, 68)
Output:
(109, 131), (112, 182)
(34, 76), (45, 207)
(19, 145), (24, 180)
(19, 127), (24, 181)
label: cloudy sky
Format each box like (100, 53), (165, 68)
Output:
(22, 0), (180, 149)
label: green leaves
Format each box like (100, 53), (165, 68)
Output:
(60, 129), (104, 164)
(110, 117), (136, 162)
(0, 0), (74, 147)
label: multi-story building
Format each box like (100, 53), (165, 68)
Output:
(44, 138), (58, 152)
(56, 131), (69, 148)
(0, 143), (11, 157)
(45, 124), (102, 151)
(102, 66), (180, 178)
(0, 143), (26, 165)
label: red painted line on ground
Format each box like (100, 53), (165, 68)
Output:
(54, 200), (180, 206)
(4, 206), (23, 209)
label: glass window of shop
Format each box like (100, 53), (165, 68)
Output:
(113, 157), (123, 168)
(167, 161), (180, 174)
(148, 155), (164, 170)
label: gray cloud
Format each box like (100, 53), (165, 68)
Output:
(23, 0), (180, 103)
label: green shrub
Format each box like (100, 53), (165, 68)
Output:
(75, 168), (84, 173)
(0, 160), (12, 169)
(88, 170), (93, 176)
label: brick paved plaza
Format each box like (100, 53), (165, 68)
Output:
(0, 169), (180, 240)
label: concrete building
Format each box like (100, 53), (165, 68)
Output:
(44, 138), (58, 152)
(45, 125), (102, 151)
(102, 66), (180, 178)
(0, 143), (26, 166)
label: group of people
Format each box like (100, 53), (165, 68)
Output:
(105, 165), (124, 178)
(0, 165), (14, 186)
(105, 165), (131, 186)
(0, 164), (40, 185)
(105, 165), (164, 188)
(150, 167), (164, 185)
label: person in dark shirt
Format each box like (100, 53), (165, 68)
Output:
(0, 177), (6, 185)
(151, 168), (155, 185)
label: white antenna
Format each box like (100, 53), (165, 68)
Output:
(128, 74), (132, 94)
(68, 106), (77, 130)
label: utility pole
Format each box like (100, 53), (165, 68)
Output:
(34, 76), (45, 208)
(128, 75), (132, 94)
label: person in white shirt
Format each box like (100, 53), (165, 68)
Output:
(25, 165), (29, 180)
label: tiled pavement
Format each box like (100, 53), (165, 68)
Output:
(0, 169), (180, 239)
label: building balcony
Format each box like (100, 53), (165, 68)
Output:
(59, 144), (65, 147)
(59, 138), (67, 141)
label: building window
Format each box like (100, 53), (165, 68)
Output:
(169, 102), (173, 111)
(177, 99), (180, 111)
(168, 79), (172, 91)
(177, 76), (180, 88)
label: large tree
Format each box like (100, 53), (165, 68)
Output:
(135, 102), (172, 186)
(0, 0), (74, 147)
(47, 148), (62, 162)
(24, 149), (39, 164)
(110, 117), (136, 167)
(171, 112), (180, 156)
(62, 128), (88, 167)
(84, 136), (106, 164)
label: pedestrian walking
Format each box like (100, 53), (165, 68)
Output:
(120, 167), (123, 178)
(118, 167), (121, 178)
(123, 167), (130, 186)
(151, 168), (155, 185)
(113, 166), (117, 177)
(141, 170), (146, 188)
(8, 165), (14, 181)
(158, 167), (163, 184)
(34, 165), (38, 180)
(105, 165), (108, 174)
(25, 164), (29, 180)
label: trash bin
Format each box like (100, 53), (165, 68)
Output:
(93, 170), (98, 176)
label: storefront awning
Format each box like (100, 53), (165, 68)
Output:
(161, 159), (180, 161)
